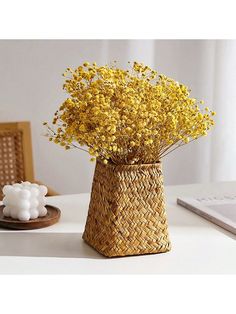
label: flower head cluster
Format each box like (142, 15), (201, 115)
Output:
(45, 61), (215, 164)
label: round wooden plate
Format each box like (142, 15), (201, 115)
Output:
(0, 205), (61, 230)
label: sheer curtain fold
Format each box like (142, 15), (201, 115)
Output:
(210, 40), (236, 182)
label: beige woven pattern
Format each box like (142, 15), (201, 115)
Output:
(83, 160), (171, 257)
(0, 130), (25, 199)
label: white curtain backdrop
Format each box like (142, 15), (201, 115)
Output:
(0, 40), (235, 193)
(211, 40), (236, 181)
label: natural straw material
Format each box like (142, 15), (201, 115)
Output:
(0, 130), (25, 199)
(83, 160), (171, 257)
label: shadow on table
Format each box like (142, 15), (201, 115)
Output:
(0, 233), (104, 259)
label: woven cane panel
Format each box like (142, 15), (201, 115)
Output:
(83, 160), (171, 257)
(0, 131), (25, 199)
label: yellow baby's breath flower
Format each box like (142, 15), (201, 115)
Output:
(46, 61), (215, 164)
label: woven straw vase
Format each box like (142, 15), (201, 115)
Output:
(82, 160), (171, 257)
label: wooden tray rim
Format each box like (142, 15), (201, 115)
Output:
(0, 205), (61, 230)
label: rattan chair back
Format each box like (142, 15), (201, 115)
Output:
(0, 122), (34, 199)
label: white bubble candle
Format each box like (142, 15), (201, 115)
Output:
(2, 182), (48, 221)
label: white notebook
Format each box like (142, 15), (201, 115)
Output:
(177, 195), (236, 235)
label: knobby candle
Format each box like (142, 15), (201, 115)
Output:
(2, 182), (48, 221)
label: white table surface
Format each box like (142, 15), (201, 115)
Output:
(0, 181), (236, 274)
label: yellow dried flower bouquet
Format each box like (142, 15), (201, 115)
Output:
(46, 62), (215, 257)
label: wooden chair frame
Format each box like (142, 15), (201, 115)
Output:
(0, 121), (58, 196)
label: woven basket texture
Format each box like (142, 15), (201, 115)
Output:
(83, 160), (171, 257)
(0, 130), (25, 199)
